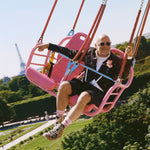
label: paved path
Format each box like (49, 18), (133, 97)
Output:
(0, 120), (55, 150)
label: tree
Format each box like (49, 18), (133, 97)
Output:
(28, 83), (46, 98)
(17, 76), (30, 95)
(0, 98), (15, 124)
(3, 77), (11, 84)
(134, 36), (150, 59)
(138, 36), (148, 52)
(0, 79), (9, 91)
(147, 39), (150, 49)
(8, 76), (19, 92)
(145, 125), (150, 149)
(0, 90), (23, 103)
(7, 91), (23, 103)
(115, 41), (128, 52)
(0, 83), (9, 91)
(115, 36), (150, 60)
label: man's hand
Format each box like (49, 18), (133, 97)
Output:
(125, 46), (133, 58)
(37, 44), (49, 52)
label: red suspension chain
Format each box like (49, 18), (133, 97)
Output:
(119, 0), (146, 78)
(133, 0), (150, 57)
(73, 0), (107, 62)
(79, 3), (106, 62)
(73, 0), (85, 31)
(68, 0), (85, 36)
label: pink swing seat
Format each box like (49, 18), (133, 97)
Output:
(26, 32), (89, 97)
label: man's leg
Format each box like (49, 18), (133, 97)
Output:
(63, 91), (91, 123)
(56, 81), (72, 112)
(43, 81), (72, 140)
(43, 91), (91, 140)
(55, 81), (72, 124)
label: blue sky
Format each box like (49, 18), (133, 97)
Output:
(0, 0), (150, 79)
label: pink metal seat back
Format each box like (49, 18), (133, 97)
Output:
(69, 48), (134, 116)
(50, 32), (89, 84)
(26, 32), (90, 96)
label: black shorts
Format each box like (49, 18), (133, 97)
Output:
(69, 78), (105, 107)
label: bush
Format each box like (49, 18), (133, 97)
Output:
(121, 73), (150, 99)
(12, 94), (56, 121)
(29, 136), (33, 140)
(0, 98), (15, 124)
(19, 141), (24, 145)
(62, 87), (150, 150)
(0, 90), (23, 103)
(34, 147), (44, 150)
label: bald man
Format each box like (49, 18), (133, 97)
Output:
(37, 34), (133, 140)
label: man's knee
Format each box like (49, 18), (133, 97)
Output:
(77, 92), (91, 106)
(58, 81), (72, 95)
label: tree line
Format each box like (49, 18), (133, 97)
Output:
(115, 36), (150, 60)
(0, 76), (46, 124)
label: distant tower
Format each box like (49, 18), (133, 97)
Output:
(15, 43), (26, 75)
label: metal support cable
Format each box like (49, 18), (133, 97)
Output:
(72, 0), (85, 30)
(67, 0), (85, 36)
(133, 0), (150, 57)
(79, 4), (106, 62)
(73, 0), (107, 61)
(118, 0), (147, 78)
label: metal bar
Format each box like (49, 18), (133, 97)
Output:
(72, 0), (85, 30)
(133, 0), (150, 57)
(73, 3), (105, 61)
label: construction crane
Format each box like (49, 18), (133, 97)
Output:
(15, 43), (26, 75)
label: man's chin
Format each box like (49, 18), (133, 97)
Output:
(101, 53), (109, 57)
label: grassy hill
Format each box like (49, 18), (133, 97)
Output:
(8, 119), (92, 150)
(134, 55), (150, 76)
(1, 54), (149, 150)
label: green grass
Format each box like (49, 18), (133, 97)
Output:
(13, 118), (93, 150)
(0, 122), (45, 147)
(10, 94), (51, 106)
(134, 56), (150, 76)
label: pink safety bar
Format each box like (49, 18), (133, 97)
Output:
(69, 48), (134, 116)
(26, 32), (90, 97)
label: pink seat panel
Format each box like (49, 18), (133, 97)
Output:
(26, 67), (56, 92)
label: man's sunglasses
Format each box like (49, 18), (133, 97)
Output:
(99, 42), (111, 46)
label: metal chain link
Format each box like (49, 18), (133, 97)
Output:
(140, 0), (145, 9)
(102, 0), (108, 5)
